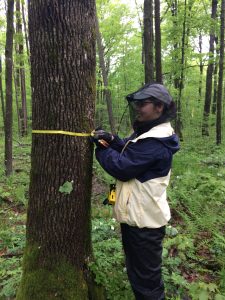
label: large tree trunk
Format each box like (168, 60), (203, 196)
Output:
(144, 0), (154, 83)
(154, 0), (162, 83)
(4, 0), (14, 176)
(17, 1), (103, 299)
(202, 0), (217, 136)
(216, 0), (225, 145)
(96, 16), (116, 134)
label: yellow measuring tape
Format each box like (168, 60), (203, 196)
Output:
(32, 130), (94, 137)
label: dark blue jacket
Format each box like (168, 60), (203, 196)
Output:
(95, 125), (179, 183)
(95, 122), (179, 228)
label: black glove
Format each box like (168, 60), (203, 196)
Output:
(90, 129), (114, 148)
(92, 130), (114, 143)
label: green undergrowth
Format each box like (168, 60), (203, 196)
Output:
(0, 137), (30, 300)
(165, 138), (225, 299)
(90, 216), (134, 300)
(0, 136), (225, 299)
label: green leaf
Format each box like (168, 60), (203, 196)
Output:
(166, 225), (179, 237)
(59, 181), (73, 195)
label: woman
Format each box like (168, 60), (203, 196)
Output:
(92, 83), (180, 300)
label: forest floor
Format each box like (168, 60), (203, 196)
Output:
(0, 135), (225, 299)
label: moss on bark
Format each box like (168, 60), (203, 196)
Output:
(16, 244), (105, 300)
(16, 245), (87, 300)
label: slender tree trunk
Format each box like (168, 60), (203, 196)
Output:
(15, 0), (28, 136)
(202, 0), (217, 136)
(0, 56), (5, 128)
(96, 77), (103, 126)
(13, 69), (22, 135)
(17, 1), (104, 299)
(21, 1), (30, 64)
(19, 67), (27, 135)
(154, 0), (162, 83)
(134, 0), (144, 65)
(4, 0), (14, 176)
(212, 36), (219, 114)
(174, 0), (188, 140)
(15, 0), (22, 136)
(216, 0), (225, 145)
(20, 66), (27, 135)
(14, 68), (21, 136)
(144, 0), (154, 83)
(96, 16), (116, 134)
(171, 0), (179, 89)
(198, 33), (203, 101)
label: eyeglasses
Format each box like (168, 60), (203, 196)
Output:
(130, 100), (154, 108)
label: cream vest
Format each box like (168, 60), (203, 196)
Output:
(113, 122), (174, 228)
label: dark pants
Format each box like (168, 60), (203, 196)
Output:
(121, 223), (166, 300)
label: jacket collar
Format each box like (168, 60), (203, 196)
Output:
(133, 115), (169, 136)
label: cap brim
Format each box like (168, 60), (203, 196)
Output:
(126, 83), (172, 105)
(126, 92), (151, 101)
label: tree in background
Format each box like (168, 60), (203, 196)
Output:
(0, 56), (5, 127)
(4, 0), (14, 176)
(95, 0), (142, 132)
(175, 0), (189, 140)
(17, 0), (101, 299)
(212, 36), (219, 115)
(216, 0), (225, 145)
(154, 0), (162, 83)
(96, 15), (116, 133)
(21, 0), (30, 63)
(15, 0), (28, 136)
(169, 0), (179, 89)
(202, 0), (218, 136)
(198, 33), (203, 100)
(143, 0), (154, 83)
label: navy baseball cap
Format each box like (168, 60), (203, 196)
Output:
(126, 83), (172, 105)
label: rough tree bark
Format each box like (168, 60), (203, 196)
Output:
(202, 0), (217, 136)
(17, 1), (104, 299)
(216, 0), (225, 145)
(144, 0), (154, 83)
(4, 0), (14, 176)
